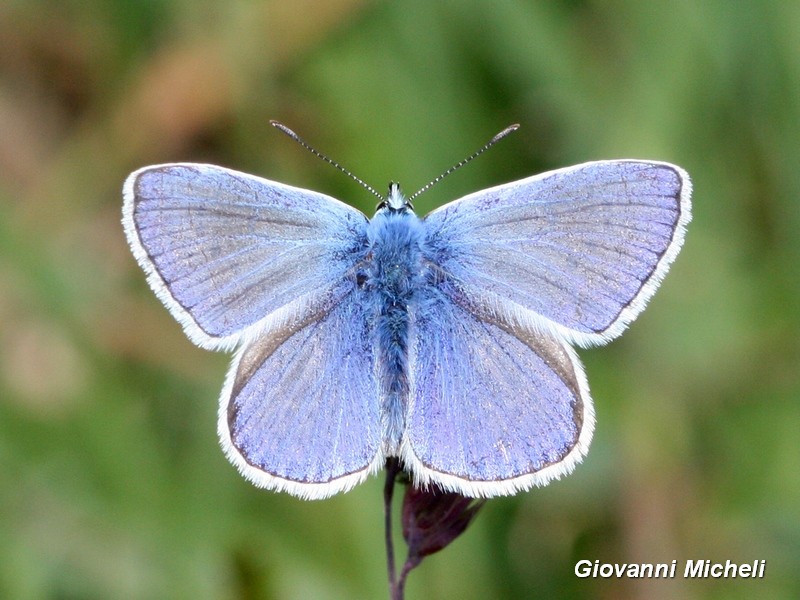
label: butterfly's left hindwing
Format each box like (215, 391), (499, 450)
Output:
(220, 284), (383, 500)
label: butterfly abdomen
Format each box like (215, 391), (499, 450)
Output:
(365, 210), (427, 453)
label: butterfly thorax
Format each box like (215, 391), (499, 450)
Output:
(365, 205), (426, 454)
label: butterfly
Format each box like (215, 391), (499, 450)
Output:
(122, 124), (691, 500)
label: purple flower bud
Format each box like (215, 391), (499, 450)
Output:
(401, 485), (485, 569)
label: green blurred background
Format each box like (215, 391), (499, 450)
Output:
(1, 1), (798, 598)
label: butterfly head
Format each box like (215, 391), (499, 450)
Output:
(377, 182), (415, 213)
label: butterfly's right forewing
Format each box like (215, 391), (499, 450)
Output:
(423, 161), (691, 347)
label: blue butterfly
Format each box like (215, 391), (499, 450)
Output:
(122, 125), (691, 500)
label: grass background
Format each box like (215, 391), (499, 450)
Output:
(1, 1), (798, 598)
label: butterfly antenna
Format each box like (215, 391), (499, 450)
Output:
(408, 124), (520, 202)
(270, 120), (383, 201)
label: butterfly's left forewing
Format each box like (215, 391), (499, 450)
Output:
(123, 163), (369, 350)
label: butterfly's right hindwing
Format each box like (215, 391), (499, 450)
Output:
(401, 285), (594, 497)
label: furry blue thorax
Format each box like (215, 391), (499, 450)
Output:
(364, 199), (427, 453)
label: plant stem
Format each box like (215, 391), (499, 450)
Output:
(396, 554), (419, 600)
(384, 458), (402, 600)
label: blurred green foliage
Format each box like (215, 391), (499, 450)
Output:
(1, 1), (798, 598)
